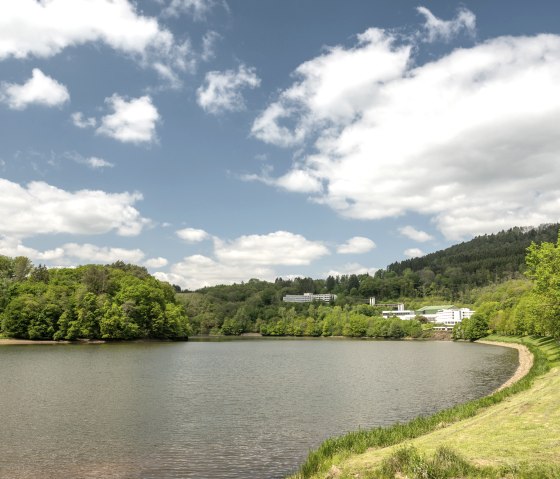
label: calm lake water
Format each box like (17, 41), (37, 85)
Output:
(0, 339), (517, 479)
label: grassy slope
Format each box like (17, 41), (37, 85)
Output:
(294, 336), (560, 478)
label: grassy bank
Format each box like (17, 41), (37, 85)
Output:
(291, 336), (560, 479)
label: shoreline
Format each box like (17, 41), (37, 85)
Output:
(294, 336), (557, 478)
(0, 338), (71, 345)
(477, 339), (534, 392)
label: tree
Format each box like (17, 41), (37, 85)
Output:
(525, 232), (560, 337)
(458, 313), (489, 341)
(13, 256), (33, 282)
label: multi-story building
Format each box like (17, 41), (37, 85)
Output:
(282, 293), (337, 303)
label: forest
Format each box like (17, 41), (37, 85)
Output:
(177, 224), (560, 338)
(0, 258), (190, 340)
(2, 223), (560, 341)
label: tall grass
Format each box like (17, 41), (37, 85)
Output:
(293, 336), (559, 478)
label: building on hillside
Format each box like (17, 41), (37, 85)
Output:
(416, 305), (475, 330)
(381, 302), (417, 320)
(434, 308), (475, 326)
(283, 293), (337, 303)
(381, 309), (417, 320)
(415, 305), (455, 322)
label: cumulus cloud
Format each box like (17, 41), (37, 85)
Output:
(62, 243), (145, 264)
(251, 28), (411, 146)
(0, 237), (146, 265)
(0, 178), (148, 238)
(158, 230), (330, 289)
(155, 255), (275, 290)
(71, 112), (97, 128)
(0, 236), (65, 262)
(176, 227), (210, 242)
(197, 64), (261, 114)
(0, 0), (192, 80)
(250, 14), (560, 240)
(242, 167), (323, 193)
(214, 231), (329, 266)
(144, 257), (169, 268)
(417, 6), (476, 43)
(337, 236), (376, 254)
(399, 226), (433, 242)
(404, 248), (425, 258)
(0, 69), (69, 110)
(96, 95), (160, 144)
(325, 263), (378, 277)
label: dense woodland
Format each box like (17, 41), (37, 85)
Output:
(0, 259), (190, 340)
(178, 224), (560, 338)
(2, 224), (560, 341)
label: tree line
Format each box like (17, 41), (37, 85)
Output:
(3, 224), (560, 342)
(0, 257), (190, 340)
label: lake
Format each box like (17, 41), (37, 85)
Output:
(0, 339), (518, 478)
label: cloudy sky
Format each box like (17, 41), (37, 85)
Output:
(1, 0), (560, 289)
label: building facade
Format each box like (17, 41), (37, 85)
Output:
(283, 293), (337, 303)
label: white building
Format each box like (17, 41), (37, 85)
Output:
(381, 309), (417, 320)
(434, 308), (475, 327)
(381, 303), (417, 320)
(283, 293), (337, 303)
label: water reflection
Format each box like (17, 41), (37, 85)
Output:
(0, 340), (517, 479)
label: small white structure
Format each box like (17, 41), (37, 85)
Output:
(283, 293), (337, 303)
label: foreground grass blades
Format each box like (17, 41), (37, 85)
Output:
(292, 336), (560, 479)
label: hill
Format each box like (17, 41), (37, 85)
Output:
(387, 224), (559, 284)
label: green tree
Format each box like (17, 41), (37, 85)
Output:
(13, 256), (33, 282)
(525, 233), (560, 337)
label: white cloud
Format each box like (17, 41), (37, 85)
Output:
(0, 237), (145, 265)
(176, 227), (210, 243)
(0, 69), (69, 110)
(337, 236), (376, 254)
(85, 157), (114, 170)
(0, 0), (192, 80)
(160, 230), (330, 289)
(201, 30), (221, 61)
(251, 21), (560, 240)
(62, 243), (145, 264)
(251, 28), (411, 146)
(71, 112), (97, 128)
(417, 6), (476, 43)
(325, 263), (378, 277)
(197, 64), (261, 114)
(65, 152), (114, 169)
(145, 257), (169, 268)
(214, 231), (329, 266)
(399, 226), (433, 243)
(0, 236), (65, 262)
(243, 167), (323, 194)
(404, 248), (425, 258)
(161, 0), (215, 20)
(0, 178), (148, 238)
(96, 94), (160, 144)
(155, 255), (274, 290)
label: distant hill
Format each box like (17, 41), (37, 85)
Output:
(386, 224), (559, 283)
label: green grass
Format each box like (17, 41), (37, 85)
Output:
(357, 445), (560, 479)
(291, 336), (560, 479)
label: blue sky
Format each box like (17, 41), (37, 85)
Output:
(1, 0), (560, 289)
